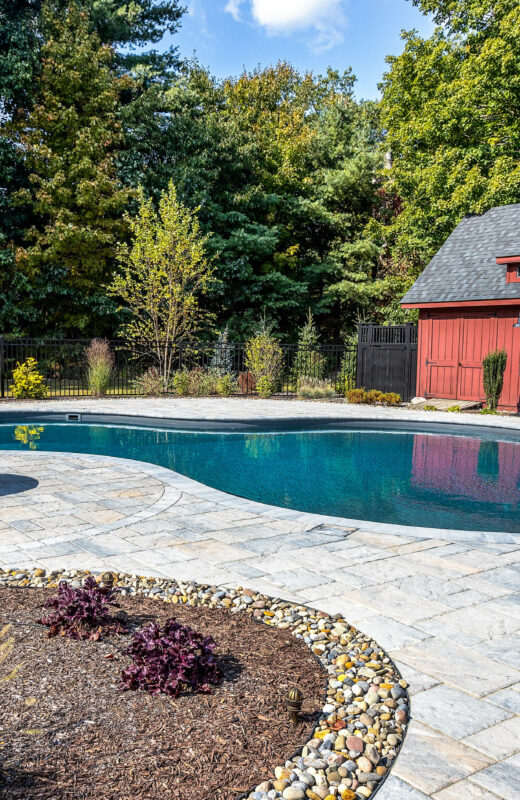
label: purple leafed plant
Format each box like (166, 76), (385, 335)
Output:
(39, 576), (126, 640)
(121, 618), (221, 697)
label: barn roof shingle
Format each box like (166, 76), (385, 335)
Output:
(401, 204), (520, 305)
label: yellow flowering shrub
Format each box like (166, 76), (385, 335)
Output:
(9, 358), (48, 399)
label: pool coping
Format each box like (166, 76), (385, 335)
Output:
(1, 411), (520, 544)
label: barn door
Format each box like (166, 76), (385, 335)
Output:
(457, 313), (498, 401)
(425, 315), (461, 399)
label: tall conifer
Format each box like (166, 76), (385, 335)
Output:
(12, 1), (134, 332)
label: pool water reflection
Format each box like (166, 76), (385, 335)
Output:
(1, 423), (519, 533)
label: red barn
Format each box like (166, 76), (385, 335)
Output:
(401, 204), (520, 411)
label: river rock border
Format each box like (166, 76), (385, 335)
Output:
(1, 567), (409, 800)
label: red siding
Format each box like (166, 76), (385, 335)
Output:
(506, 264), (520, 283)
(416, 306), (520, 411)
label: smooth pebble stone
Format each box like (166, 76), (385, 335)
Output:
(304, 759), (327, 770)
(358, 772), (382, 783)
(326, 771), (341, 784)
(312, 787), (329, 799)
(275, 768), (291, 780)
(283, 787), (305, 800)
(298, 773), (315, 787)
(356, 757), (373, 773)
(346, 736), (363, 753)
(364, 744), (380, 765)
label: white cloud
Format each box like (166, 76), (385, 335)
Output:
(225, 0), (347, 52)
(188, 0), (212, 37)
(225, 0), (244, 22)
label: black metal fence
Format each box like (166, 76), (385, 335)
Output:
(0, 337), (356, 399)
(356, 323), (418, 401)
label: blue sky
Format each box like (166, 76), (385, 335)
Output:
(166, 0), (434, 99)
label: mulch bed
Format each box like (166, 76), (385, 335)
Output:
(0, 588), (324, 800)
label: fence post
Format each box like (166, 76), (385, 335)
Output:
(356, 323), (366, 389)
(0, 336), (4, 398)
(405, 322), (416, 401)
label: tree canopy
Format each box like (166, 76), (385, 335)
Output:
(379, 0), (520, 266)
(0, 0), (519, 339)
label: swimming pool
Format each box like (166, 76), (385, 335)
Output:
(1, 420), (520, 533)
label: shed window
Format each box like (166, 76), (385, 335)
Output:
(517, 266), (520, 278)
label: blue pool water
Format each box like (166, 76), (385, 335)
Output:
(1, 422), (520, 532)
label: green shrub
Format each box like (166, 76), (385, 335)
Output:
(256, 376), (277, 398)
(86, 338), (113, 397)
(480, 407), (498, 415)
(245, 319), (283, 391)
(189, 368), (218, 396)
(170, 369), (190, 395)
(298, 378), (336, 399)
(10, 358), (48, 399)
(423, 404), (437, 411)
(482, 349), (507, 411)
(446, 404), (461, 413)
(132, 366), (165, 395)
(216, 374), (237, 397)
(171, 368), (221, 396)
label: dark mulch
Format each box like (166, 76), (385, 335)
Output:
(0, 589), (324, 800)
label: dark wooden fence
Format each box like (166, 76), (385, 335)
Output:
(356, 323), (418, 401)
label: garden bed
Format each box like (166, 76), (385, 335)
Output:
(0, 588), (323, 800)
(0, 571), (409, 800)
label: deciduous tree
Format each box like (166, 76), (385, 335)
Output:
(379, 0), (520, 265)
(108, 182), (214, 386)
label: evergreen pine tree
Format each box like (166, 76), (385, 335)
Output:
(293, 309), (325, 381)
(11, 1), (134, 333)
(210, 324), (235, 376)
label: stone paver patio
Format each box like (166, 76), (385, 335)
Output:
(1, 398), (520, 799)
